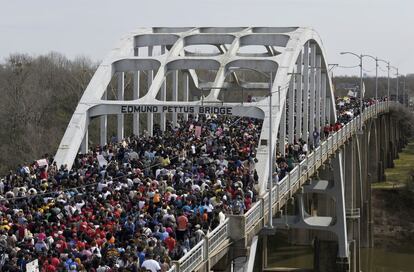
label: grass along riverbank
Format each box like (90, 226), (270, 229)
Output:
(372, 141), (414, 189)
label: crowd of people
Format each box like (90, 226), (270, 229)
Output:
(0, 96), (383, 271)
(0, 114), (262, 271)
(272, 96), (385, 183)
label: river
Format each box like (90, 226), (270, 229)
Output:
(267, 242), (414, 271)
(360, 248), (414, 272)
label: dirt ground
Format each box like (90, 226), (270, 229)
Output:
(372, 188), (414, 252)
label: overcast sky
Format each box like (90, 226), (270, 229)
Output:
(1, 0), (412, 76)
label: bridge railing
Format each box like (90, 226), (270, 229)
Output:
(168, 102), (390, 272)
(207, 218), (230, 254)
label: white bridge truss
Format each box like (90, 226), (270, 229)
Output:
(55, 27), (336, 194)
(53, 27), (357, 271)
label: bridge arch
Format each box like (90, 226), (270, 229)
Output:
(54, 27), (338, 195)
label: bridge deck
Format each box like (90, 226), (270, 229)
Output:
(168, 102), (390, 272)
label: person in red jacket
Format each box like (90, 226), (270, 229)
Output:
(165, 233), (176, 252)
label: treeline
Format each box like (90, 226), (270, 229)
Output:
(0, 53), (97, 174)
(333, 74), (414, 99)
(0, 52), (412, 174)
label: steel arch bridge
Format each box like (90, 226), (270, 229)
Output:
(52, 27), (403, 271)
(55, 26), (336, 193)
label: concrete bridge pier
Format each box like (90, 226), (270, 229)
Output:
(378, 115), (387, 181)
(270, 151), (349, 272)
(359, 130), (369, 249)
(343, 138), (361, 272)
(379, 115), (391, 170)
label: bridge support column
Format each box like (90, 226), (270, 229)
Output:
(356, 131), (372, 249)
(288, 76), (295, 144)
(147, 46), (154, 136)
(302, 42), (309, 144)
(117, 72), (124, 141)
(309, 43), (316, 144)
(278, 99), (286, 156)
(344, 139), (361, 272)
(172, 70), (178, 127)
(272, 151), (349, 271)
(295, 51), (302, 140)
(133, 70), (140, 135)
(344, 138), (356, 209)
(315, 54), (322, 133)
(160, 46), (167, 131)
(320, 152), (349, 270)
(314, 239), (349, 272)
(80, 126), (88, 154)
(377, 117), (386, 181)
(183, 72), (189, 121)
(321, 72), (327, 126)
(100, 91), (107, 146)
(382, 115), (390, 168)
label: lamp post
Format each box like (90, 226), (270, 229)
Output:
(328, 64), (339, 81)
(403, 77), (406, 106)
(390, 66), (399, 103)
(377, 59), (390, 105)
(360, 55), (379, 102)
(340, 52), (364, 130)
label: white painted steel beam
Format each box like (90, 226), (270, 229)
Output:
(133, 71), (140, 135)
(295, 51), (302, 140)
(279, 100), (286, 156)
(147, 46), (154, 136)
(183, 72), (189, 121)
(160, 46), (167, 131)
(309, 43), (316, 138)
(321, 72), (327, 125)
(80, 127), (88, 154)
(172, 70), (178, 127)
(316, 54), (322, 131)
(302, 42), (309, 143)
(100, 91), (107, 146)
(117, 72), (125, 141)
(288, 76), (295, 144)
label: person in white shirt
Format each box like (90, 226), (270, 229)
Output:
(141, 253), (161, 272)
(218, 210), (226, 224)
(302, 143), (308, 155)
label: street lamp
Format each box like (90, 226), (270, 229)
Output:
(377, 59), (390, 104)
(360, 55), (379, 102)
(402, 77), (406, 106)
(340, 52), (364, 130)
(390, 66), (399, 103)
(328, 64), (339, 80)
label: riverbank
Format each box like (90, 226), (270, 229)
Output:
(372, 189), (414, 251)
(372, 141), (414, 251)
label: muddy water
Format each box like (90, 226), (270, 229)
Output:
(269, 246), (414, 272)
(267, 244), (414, 271)
(267, 232), (414, 271)
(360, 248), (414, 272)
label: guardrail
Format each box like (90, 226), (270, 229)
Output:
(207, 218), (229, 254)
(168, 102), (390, 272)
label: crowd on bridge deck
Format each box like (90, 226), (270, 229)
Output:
(0, 114), (262, 271)
(273, 96), (386, 183)
(0, 96), (385, 271)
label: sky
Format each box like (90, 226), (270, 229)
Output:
(0, 0), (413, 76)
